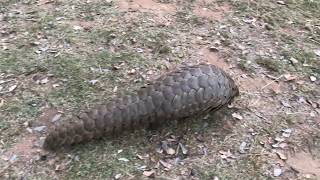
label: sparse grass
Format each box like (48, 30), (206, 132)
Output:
(237, 59), (256, 74)
(176, 11), (206, 26)
(292, 49), (320, 75)
(0, 50), (38, 74)
(280, 47), (320, 77)
(256, 57), (283, 73)
(0, 97), (42, 146)
(65, 140), (141, 179)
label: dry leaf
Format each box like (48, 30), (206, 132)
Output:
(118, 158), (129, 162)
(146, 70), (153, 75)
(219, 150), (233, 159)
(314, 49), (320, 57)
(8, 84), (17, 92)
(9, 154), (17, 163)
(283, 74), (297, 81)
(161, 141), (175, 155)
(40, 77), (49, 84)
(114, 174), (122, 179)
(232, 113), (243, 120)
(178, 143), (188, 155)
(282, 129), (292, 138)
(137, 165), (147, 171)
(55, 164), (65, 171)
(156, 147), (163, 154)
(166, 148), (175, 155)
(159, 160), (172, 169)
(73, 25), (82, 30)
(89, 79), (99, 85)
(113, 86), (118, 93)
(275, 137), (285, 142)
(289, 57), (298, 64)
(33, 126), (47, 132)
(136, 48), (144, 53)
(26, 127), (33, 133)
(51, 114), (62, 122)
(136, 154), (144, 160)
(296, 80), (304, 85)
(0, 99), (4, 108)
(112, 66), (120, 71)
(278, 143), (288, 149)
(79, 22), (93, 31)
(281, 100), (291, 108)
(143, 170), (155, 177)
(276, 151), (287, 160)
(310, 76), (317, 82)
(239, 142), (247, 154)
(128, 69), (136, 75)
(52, 83), (60, 88)
(277, 1), (286, 5)
(270, 83), (281, 94)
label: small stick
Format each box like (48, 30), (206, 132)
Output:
(261, 75), (283, 90)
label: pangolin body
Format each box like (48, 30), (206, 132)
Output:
(43, 63), (239, 150)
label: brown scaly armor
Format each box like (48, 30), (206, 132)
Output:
(43, 63), (239, 150)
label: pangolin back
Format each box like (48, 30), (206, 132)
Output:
(43, 63), (239, 150)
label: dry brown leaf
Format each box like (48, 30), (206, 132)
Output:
(159, 160), (172, 169)
(296, 80), (304, 85)
(52, 83), (60, 88)
(0, 99), (4, 108)
(278, 143), (288, 149)
(310, 76), (317, 82)
(166, 148), (175, 155)
(178, 143), (188, 155)
(282, 129), (292, 138)
(161, 141), (175, 155)
(143, 170), (155, 177)
(112, 65), (121, 70)
(128, 69), (136, 75)
(283, 74), (297, 81)
(55, 164), (65, 171)
(281, 100), (292, 108)
(51, 114), (62, 123)
(136, 154), (144, 160)
(114, 174), (122, 179)
(8, 84), (17, 92)
(113, 86), (118, 93)
(219, 150), (233, 159)
(118, 158), (129, 162)
(276, 151), (287, 160)
(232, 113), (243, 120)
(275, 137), (285, 142)
(289, 57), (298, 64)
(40, 77), (49, 84)
(270, 83), (281, 94)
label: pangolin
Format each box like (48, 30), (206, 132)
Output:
(43, 63), (239, 150)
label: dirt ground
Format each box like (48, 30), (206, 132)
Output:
(0, 0), (319, 179)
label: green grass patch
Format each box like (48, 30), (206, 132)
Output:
(65, 135), (149, 179)
(256, 57), (283, 73)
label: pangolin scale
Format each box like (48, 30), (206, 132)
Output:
(43, 63), (239, 150)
